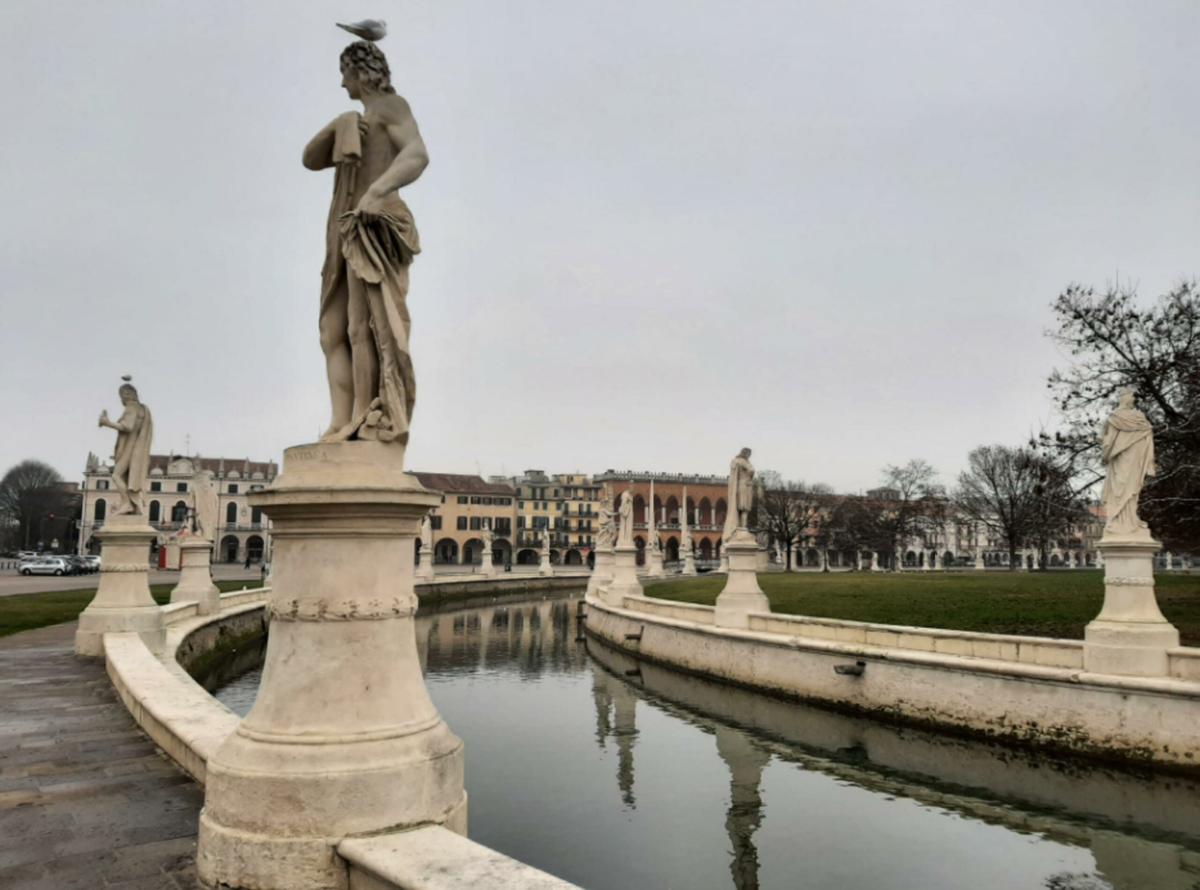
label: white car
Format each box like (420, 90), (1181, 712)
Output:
(19, 557), (69, 576)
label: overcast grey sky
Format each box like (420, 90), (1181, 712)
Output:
(2, 1), (1197, 492)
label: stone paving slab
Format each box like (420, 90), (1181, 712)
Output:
(0, 623), (201, 888)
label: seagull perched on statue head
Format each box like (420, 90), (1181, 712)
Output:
(337, 19), (387, 41)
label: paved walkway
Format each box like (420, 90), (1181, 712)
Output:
(0, 565), (263, 598)
(0, 623), (201, 889)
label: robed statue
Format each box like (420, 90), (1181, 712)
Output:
(192, 470), (220, 540)
(597, 488), (617, 550)
(1100, 391), (1156, 539)
(304, 36), (429, 445)
(617, 489), (634, 547)
(724, 448), (755, 538)
(98, 380), (153, 515)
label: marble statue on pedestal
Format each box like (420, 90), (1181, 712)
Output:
(480, 525), (493, 564)
(77, 377), (165, 656)
(197, 29), (467, 890)
(715, 449), (768, 628)
(304, 38), (428, 446)
(1099, 390), (1156, 541)
(97, 378), (153, 515)
(1083, 391), (1178, 677)
(597, 497), (616, 551)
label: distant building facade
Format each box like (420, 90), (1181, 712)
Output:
(593, 470), (730, 566)
(79, 453), (278, 564)
(411, 473), (516, 566)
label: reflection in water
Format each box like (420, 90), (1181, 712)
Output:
(217, 592), (1200, 890)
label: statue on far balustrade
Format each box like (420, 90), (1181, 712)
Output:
(97, 378), (153, 515)
(617, 489), (634, 547)
(723, 448), (755, 538)
(192, 469), (220, 540)
(304, 33), (428, 446)
(597, 489), (616, 550)
(479, 524), (493, 564)
(1100, 390), (1156, 540)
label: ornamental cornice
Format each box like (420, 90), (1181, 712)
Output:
(1105, 576), (1155, 587)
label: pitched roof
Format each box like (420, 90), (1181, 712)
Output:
(411, 472), (516, 496)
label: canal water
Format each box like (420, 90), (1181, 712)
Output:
(215, 592), (1200, 889)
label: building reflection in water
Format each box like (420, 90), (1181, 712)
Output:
(404, 593), (1200, 890)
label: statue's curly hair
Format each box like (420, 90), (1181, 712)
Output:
(340, 40), (394, 94)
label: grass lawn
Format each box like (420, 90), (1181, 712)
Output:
(0, 580), (264, 638)
(643, 570), (1200, 646)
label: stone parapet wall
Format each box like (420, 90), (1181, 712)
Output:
(587, 594), (1200, 771)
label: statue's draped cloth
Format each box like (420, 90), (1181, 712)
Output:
(114, 404), (153, 509)
(1101, 408), (1155, 536)
(321, 112), (421, 444)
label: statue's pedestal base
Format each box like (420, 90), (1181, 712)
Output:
(586, 548), (614, 598)
(1084, 537), (1179, 677)
(171, 537), (219, 615)
(715, 529), (768, 629)
(415, 557), (434, 582)
(197, 442), (466, 890)
(539, 557), (554, 577)
(646, 552), (664, 579)
(479, 556), (496, 578)
(680, 553), (697, 576)
(76, 514), (164, 657)
(603, 544), (642, 606)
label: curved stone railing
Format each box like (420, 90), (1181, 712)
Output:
(102, 579), (581, 889)
(587, 592), (1200, 772)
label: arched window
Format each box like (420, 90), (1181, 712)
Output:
(171, 501), (188, 523)
(226, 502), (238, 525)
(148, 501), (161, 523)
(94, 499), (107, 521)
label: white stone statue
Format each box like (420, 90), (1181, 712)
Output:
(192, 469), (220, 540)
(1100, 390), (1156, 540)
(723, 448), (755, 538)
(597, 492), (617, 551)
(304, 39), (428, 446)
(480, 524), (493, 563)
(97, 378), (153, 515)
(617, 489), (634, 547)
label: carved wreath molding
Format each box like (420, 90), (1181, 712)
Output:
(268, 597), (415, 622)
(101, 563), (152, 574)
(1104, 576), (1155, 587)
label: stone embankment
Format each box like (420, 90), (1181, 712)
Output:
(586, 592), (1200, 771)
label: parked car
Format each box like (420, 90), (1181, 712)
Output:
(20, 557), (70, 576)
(62, 555), (88, 575)
(17, 550), (38, 560)
(82, 555), (101, 573)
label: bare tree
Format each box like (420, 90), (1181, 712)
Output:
(0, 460), (68, 551)
(1043, 281), (1200, 550)
(755, 470), (831, 571)
(875, 459), (945, 568)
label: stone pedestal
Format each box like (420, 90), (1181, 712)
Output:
(171, 537), (220, 615)
(714, 528), (769, 629)
(1083, 537), (1179, 677)
(586, 546), (614, 598)
(479, 551), (496, 578)
(755, 545), (769, 573)
(604, 544), (642, 607)
(414, 555), (434, 582)
(646, 548), (664, 579)
(681, 547), (697, 576)
(974, 552), (984, 571)
(75, 514), (165, 657)
(197, 442), (466, 890)
(539, 552), (554, 577)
